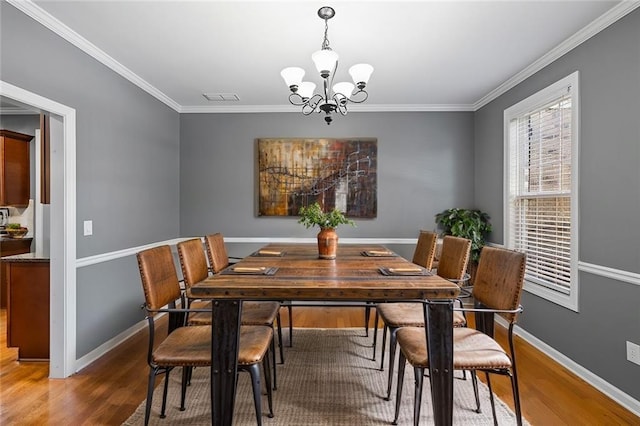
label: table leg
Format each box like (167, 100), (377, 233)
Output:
(211, 300), (242, 425)
(425, 300), (454, 426)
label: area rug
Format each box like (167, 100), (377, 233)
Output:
(123, 328), (527, 425)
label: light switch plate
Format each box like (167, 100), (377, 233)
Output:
(627, 341), (640, 365)
(83, 220), (93, 236)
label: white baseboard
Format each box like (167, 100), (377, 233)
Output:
(496, 317), (640, 417)
(75, 318), (148, 372)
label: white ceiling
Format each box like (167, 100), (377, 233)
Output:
(16, 1), (634, 112)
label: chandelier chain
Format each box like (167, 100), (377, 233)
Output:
(321, 18), (331, 51)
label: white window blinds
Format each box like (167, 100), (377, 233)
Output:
(507, 85), (574, 293)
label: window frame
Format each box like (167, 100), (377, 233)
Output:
(503, 71), (580, 311)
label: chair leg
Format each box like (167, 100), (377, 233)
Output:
(144, 367), (159, 426)
(380, 324), (388, 371)
(386, 327), (398, 400)
(262, 353), (274, 418)
(276, 312), (285, 364)
(270, 335), (278, 390)
(372, 310), (379, 360)
(509, 342), (524, 426)
(392, 352), (407, 425)
(510, 368), (523, 426)
(180, 366), (190, 411)
(186, 364), (193, 385)
(160, 368), (170, 419)
(247, 363), (264, 426)
(413, 366), (424, 426)
(287, 303), (293, 347)
(364, 304), (371, 337)
(470, 370), (481, 413)
(485, 372), (498, 426)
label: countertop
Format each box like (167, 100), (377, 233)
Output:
(1, 252), (49, 262)
(0, 236), (33, 242)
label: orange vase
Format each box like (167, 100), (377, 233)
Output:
(317, 228), (338, 259)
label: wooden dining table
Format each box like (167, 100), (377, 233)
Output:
(188, 242), (460, 425)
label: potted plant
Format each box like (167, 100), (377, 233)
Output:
(434, 208), (492, 283)
(298, 202), (355, 259)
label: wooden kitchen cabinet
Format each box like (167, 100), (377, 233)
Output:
(5, 257), (50, 360)
(0, 129), (33, 207)
(0, 238), (32, 308)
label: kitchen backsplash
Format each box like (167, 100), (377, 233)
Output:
(1, 199), (34, 237)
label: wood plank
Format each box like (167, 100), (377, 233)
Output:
(191, 243), (459, 300)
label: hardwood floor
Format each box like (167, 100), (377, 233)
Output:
(1, 306), (637, 425)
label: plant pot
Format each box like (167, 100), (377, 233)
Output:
(317, 228), (338, 259)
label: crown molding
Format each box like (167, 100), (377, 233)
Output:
(10, 0), (639, 115)
(473, 1), (640, 110)
(7, 0), (182, 112)
(179, 103), (475, 113)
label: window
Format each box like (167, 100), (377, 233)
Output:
(504, 72), (579, 311)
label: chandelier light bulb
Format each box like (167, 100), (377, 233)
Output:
(349, 64), (374, 88)
(312, 49), (339, 78)
(333, 82), (355, 97)
(281, 67), (305, 90)
(298, 82), (317, 99)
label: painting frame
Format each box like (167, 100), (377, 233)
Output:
(256, 138), (377, 218)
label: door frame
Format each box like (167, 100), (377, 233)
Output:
(1, 80), (76, 378)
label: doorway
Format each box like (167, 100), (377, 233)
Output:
(0, 81), (76, 378)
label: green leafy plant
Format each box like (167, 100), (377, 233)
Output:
(298, 202), (356, 230)
(435, 208), (491, 262)
(7, 223), (23, 229)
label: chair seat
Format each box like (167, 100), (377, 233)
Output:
(238, 326), (273, 365)
(241, 301), (280, 326)
(152, 325), (212, 367)
(377, 303), (466, 328)
(396, 326), (512, 370)
(187, 301), (280, 326)
(153, 325), (272, 367)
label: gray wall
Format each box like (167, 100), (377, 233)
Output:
(1, 3), (181, 357)
(179, 112), (474, 248)
(474, 9), (640, 400)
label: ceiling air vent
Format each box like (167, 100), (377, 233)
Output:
(202, 93), (240, 101)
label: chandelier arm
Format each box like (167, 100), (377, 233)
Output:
(346, 89), (369, 104)
(302, 94), (323, 115)
(288, 92), (307, 106)
(328, 59), (338, 98)
(337, 101), (348, 116)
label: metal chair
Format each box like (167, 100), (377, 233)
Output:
(376, 234), (471, 400)
(204, 234), (285, 365)
(177, 237), (282, 389)
(367, 230), (440, 349)
(392, 246), (526, 425)
(136, 245), (274, 425)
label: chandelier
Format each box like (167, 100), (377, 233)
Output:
(280, 6), (373, 125)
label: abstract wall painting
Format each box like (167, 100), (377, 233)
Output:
(257, 138), (377, 218)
